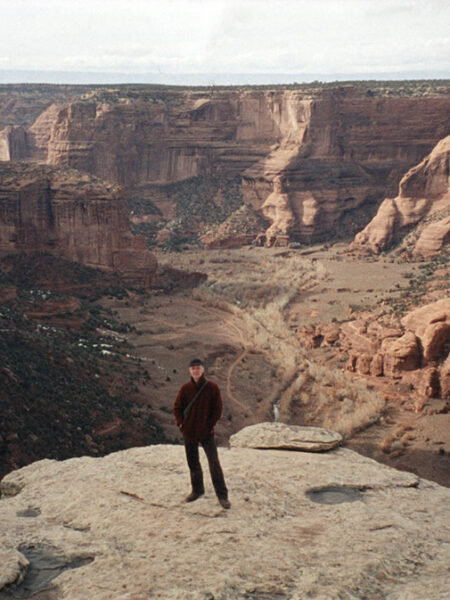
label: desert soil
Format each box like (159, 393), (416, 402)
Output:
(101, 243), (450, 487)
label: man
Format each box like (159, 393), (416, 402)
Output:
(173, 358), (230, 509)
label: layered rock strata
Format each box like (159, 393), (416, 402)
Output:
(353, 135), (450, 256)
(3, 84), (449, 244)
(0, 162), (156, 286)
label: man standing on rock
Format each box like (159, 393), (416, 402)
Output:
(174, 358), (230, 509)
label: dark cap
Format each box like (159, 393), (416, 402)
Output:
(189, 358), (204, 367)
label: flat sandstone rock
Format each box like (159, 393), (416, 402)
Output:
(230, 422), (343, 451)
(1, 444), (449, 600)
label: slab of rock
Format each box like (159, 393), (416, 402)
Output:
(402, 298), (450, 363)
(229, 422), (343, 451)
(414, 215), (450, 258)
(1, 445), (450, 600)
(353, 134), (450, 254)
(381, 331), (420, 377)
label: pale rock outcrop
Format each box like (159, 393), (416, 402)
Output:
(353, 135), (450, 255)
(401, 298), (450, 363)
(0, 126), (28, 161)
(414, 215), (450, 258)
(1, 439), (450, 600)
(261, 175), (295, 239)
(380, 331), (420, 377)
(229, 422), (342, 451)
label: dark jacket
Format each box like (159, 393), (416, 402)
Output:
(173, 375), (223, 443)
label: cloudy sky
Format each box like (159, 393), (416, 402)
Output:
(1, 0), (449, 82)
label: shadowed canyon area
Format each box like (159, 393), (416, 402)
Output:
(0, 80), (449, 597)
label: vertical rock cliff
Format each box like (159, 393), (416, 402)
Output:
(353, 134), (450, 256)
(0, 163), (156, 286)
(1, 83), (449, 245)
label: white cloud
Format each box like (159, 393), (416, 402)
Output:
(0, 0), (448, 76)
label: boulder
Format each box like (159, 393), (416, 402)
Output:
(229, 422), (342, 451)
(381, 331), (420, 377)
(370, 353), (384, 377)
(356, 353), (372, 375)
(402, 367), (440, 399)
(402, 298), (450, 363)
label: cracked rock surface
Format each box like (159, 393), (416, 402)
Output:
(1, 440), (449, 599)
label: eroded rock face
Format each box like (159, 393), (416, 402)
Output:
(414, 215), (450, 258)
(381, 331), (421, 377)
(336, 299), (450, 408)
(1, 443), (449, 600)
(402, 298), (450, 363)
(353, 135), (450, 255)
(3, 85), (448, 245)
(0, 162), (157, 286)
(229, 422), (343, 451)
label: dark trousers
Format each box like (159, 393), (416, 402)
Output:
(184, 435), (228, 499)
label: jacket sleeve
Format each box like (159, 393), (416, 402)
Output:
(209, 384), (223, 427)
(173, 387), (185, 428)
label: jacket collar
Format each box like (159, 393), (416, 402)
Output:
(191, 374), (206, 387)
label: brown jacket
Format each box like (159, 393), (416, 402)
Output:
(173, 375), (222, 443)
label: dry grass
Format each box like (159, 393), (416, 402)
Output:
(381, 423), (416, 454)
(161, 248), (386, 438)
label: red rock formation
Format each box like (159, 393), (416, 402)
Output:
(401, 298), (450, 363)
(381, 332), (421, 378)
(4, 84), (447, 245)
(441, 355), (450, 400)
(0, 162), (156, 287)
(353, 135), (450, 255)
(336, 299), (450, 407)
(414, 216), (450, 259)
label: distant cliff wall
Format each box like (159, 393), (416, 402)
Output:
(2, 84), (450, 244)
(353, 134), (450, 257)
(0, 163), (157, 286)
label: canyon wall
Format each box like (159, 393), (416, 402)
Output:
(353, 134), (450, 256)
(1, 83), (449, 244)
(0, 162), (156, 286)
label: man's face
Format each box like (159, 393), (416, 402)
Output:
(189, 364), (205, 381)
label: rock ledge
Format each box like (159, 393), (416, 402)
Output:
(230, 422), (343, 451)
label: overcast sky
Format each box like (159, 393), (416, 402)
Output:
(0, 0), (449, 81)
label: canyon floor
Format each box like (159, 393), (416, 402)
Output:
(101, 243), (450, 488)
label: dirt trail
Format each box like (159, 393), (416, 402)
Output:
(185, 300), (250, 411)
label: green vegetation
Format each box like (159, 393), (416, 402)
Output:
(130, 175), (244, 249)
(384, 252), (449, 317)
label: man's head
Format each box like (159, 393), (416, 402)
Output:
(189, 358), (205, 382)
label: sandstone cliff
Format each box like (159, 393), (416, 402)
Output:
(353, 135), (450, 256)
(3, 83), (449, 245)
(0, 162), (156, 286)
(1, 424), (449, 600)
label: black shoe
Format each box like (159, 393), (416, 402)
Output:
(185, 491), (204, 503)
(218, 497), (231, 509)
